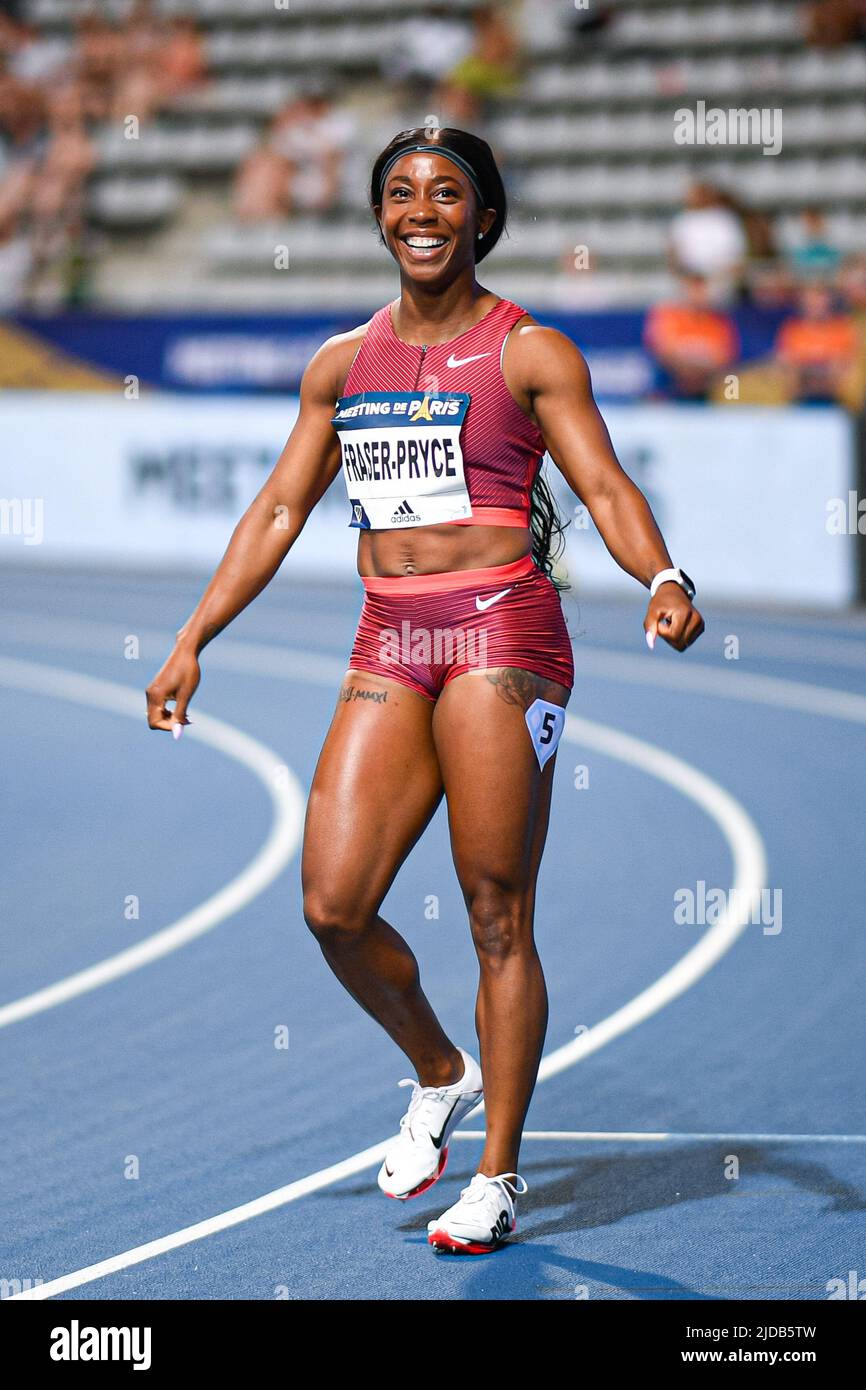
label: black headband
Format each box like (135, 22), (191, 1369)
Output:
(377, 144), (485, 206)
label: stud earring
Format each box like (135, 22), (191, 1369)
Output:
(477, 232), (483, 240)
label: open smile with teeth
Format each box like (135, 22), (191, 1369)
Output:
(402, 235), (448, 253)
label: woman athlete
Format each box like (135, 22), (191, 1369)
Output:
(146, 128), (704, 1257)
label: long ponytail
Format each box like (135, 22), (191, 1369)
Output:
(529, 463), (571, 594)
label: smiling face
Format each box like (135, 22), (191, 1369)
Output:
(374, 151), (496, 286)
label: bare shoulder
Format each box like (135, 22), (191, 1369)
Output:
(504, 318), (592, 397)
(302, 320), (371, 403)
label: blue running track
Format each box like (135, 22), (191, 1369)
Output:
(1, 566), (864, 1301)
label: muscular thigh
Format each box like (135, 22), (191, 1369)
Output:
(302, 671), (444, 916)
(431, 667), (571, 898)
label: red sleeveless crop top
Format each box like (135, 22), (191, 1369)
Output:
(340, 297), (545, 528)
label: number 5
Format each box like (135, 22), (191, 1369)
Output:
(539, 711), (556, 745)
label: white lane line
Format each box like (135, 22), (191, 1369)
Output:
(453, 1131), (866, 1144)
(3, 1140), (393, 1303)
(0, 657), (305, 1028)
(9, 701), (767, 1298)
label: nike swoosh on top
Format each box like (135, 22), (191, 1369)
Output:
(446, 352), (491, 368)
(475, 587), (513, 611)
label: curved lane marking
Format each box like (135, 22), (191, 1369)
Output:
(0, 657), (305, 1029)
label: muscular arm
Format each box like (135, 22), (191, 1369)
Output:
(506, 323), (704, 650)
(175, 328), (360, 655)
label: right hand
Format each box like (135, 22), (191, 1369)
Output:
(146, 643), (201, 735)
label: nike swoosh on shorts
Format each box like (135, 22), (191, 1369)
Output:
(475, 587), (514, 611)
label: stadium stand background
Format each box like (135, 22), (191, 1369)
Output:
(1, 0), (865, 406)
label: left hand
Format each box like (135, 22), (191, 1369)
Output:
(644, 582), (705, 652)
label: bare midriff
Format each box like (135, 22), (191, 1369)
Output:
(357, 522), (531, 578)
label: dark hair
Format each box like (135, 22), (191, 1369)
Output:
(529, 465), (571, 593)
(370, 126), (507, 263)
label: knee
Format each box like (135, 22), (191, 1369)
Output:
(302, 890), (368, 945)
(467, 880), (531, 964)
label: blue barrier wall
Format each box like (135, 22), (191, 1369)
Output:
(10, 307), (788, 401)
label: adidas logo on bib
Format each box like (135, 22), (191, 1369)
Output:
(391, 499), (422, 525)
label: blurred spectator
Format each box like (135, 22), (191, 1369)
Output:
(721, 190), (782, 304)
(735, 200), (776, 265)
(668, 182), (747, 305)
(787, 207), (842, 280)
(160, 19), (206, 101)
(838, 252), (866, 316)
(0, 18), (47, 293)
(110, 5), (205, 124)
(835, 253), (866, 409)
(805, 0), (866, 45)
(384, 6), (473, 105)
(233, 85), (353, 222)
(436, 5), (519, 125)
(29, 83), (96, 266)
(567, 0), (616, 41)
(0, 14), (50, 153)
(4, 15), (70, 86)
(644, 273), (740, 400)
(0, 212), (31, 307)
(73, 13), (124, 123)
(774, 281), (858, 404)
(110, 2), (167, 123)
(0, 2), (210, 306)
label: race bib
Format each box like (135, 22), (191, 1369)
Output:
(331, 390), (472, 529)
(525, 699), (565, 771)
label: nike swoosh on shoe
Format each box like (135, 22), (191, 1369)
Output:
(428, 1098), (461, 1149)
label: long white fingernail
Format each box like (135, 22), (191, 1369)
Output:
(646, 630), (655, 650)
(172, 722), (183, 740)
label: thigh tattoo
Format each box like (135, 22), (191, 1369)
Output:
(339, 682), (388, 705)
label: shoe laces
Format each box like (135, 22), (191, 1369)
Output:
(459, 1172), (528, 1205)
(396, 1077), (454, 1141)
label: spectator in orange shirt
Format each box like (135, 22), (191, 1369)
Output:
(644, 273), (740, 400)
(774, 281), (858, 403)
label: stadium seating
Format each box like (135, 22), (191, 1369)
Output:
(14, 0), (866, 308)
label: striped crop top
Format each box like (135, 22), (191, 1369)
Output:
(332, 297), (545, 531)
